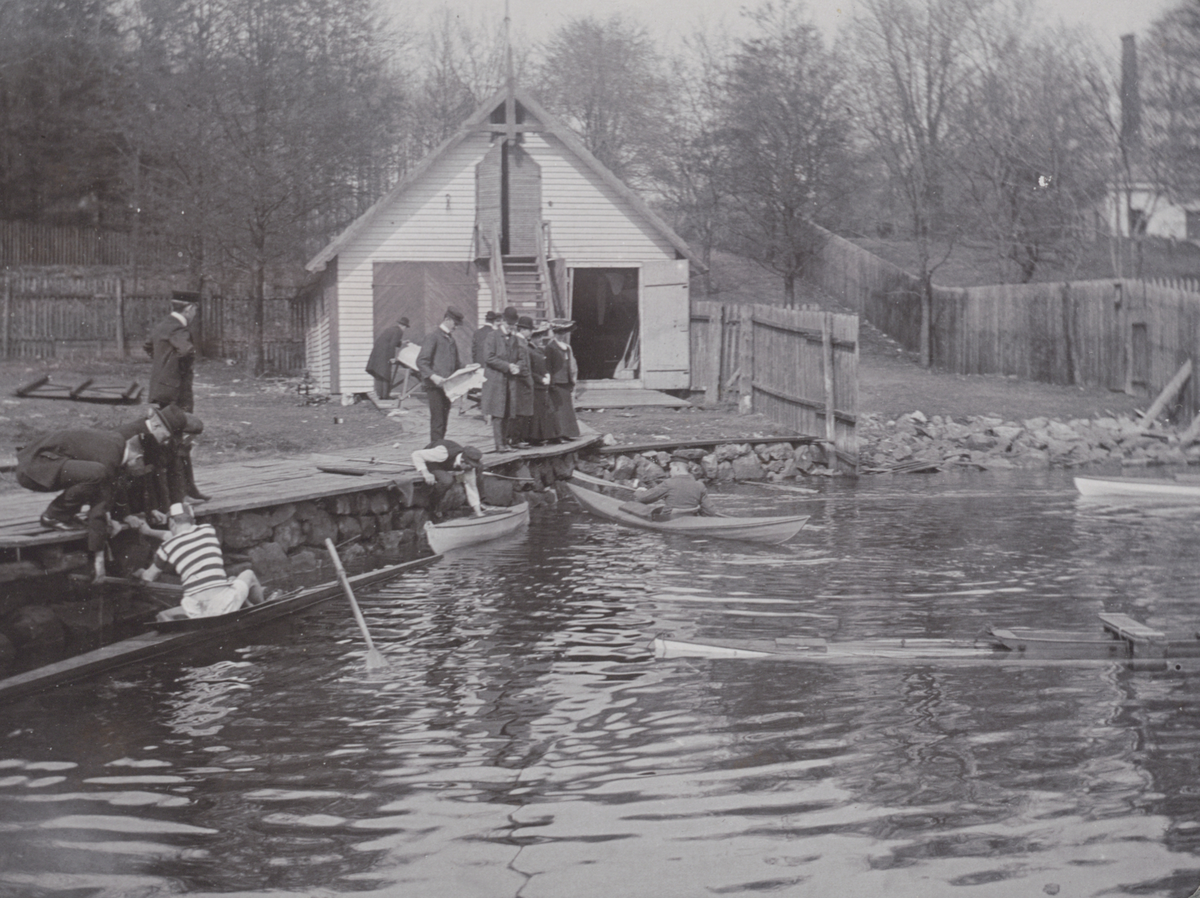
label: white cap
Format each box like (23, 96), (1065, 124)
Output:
(169, 503), (186, 517)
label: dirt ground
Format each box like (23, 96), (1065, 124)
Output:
(0, 321), (1146, 495)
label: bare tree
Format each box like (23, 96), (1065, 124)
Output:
(718, 0), (853, 307)
(536, 13), (670, 186)
(958, 20), (1113, 282)
(844, 0), (984, 364)
(1142, 3), (1200, 206)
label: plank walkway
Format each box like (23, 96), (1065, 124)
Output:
(0, 409), (602, 554)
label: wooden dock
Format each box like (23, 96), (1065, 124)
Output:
(0, 411), (602, 554)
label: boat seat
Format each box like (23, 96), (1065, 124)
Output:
(1099, 613), (1165, 644)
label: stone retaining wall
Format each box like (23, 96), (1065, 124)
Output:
(0, 454), (574, 681)
(576, 440), (838, 485)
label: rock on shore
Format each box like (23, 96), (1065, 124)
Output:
(857, 411), (1200, 471)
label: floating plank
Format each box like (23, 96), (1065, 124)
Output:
(1099, 612), (1165, 644)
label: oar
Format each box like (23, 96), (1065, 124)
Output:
(324, 538), (388, 670)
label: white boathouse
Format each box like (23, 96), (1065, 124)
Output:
(304, 84), (703, 400)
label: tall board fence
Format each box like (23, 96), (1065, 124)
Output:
(808, 228), (1200, 423)
(0, 273), (305, 372)
(692, 300), (859, 466)
(0, 221), (180, 269)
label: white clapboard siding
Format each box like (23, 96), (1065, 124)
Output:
(307, 313), (331, 392)
(333, 134), (489, 394)
(530, 133), (676, 263)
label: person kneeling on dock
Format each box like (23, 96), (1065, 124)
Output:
(621, 455), (717, 521)
(132, 502), (265, 621)
(412, 441), (485, 521)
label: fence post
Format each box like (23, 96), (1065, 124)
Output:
(823, 311), (836, 447)
(115, 278), (125, 357)
(1, 272), (8, 360)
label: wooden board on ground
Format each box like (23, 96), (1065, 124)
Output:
(574, 386), (692, 409)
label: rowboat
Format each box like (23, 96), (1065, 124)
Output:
(1074, 474), (1200, 500)
(0, 554), (441, 703)
(653, 613), (1200, 672)
(566, 480), (808, 544)
(423, 502), (529, 553)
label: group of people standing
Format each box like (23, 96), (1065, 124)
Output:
(476, 306), (580, 453)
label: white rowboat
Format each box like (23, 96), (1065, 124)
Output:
(423, 502), (530, 553)
(1074, 475), (1200, 500)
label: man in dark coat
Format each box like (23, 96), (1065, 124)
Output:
(472, 310), (499, 366)
(144, 291), (206, 501)
(145, 292), (199, 411)
(411, 440), (485, 521)
(366, 316), (410, 399)
(480, 307), (531, 452)
(416, 307), (464, 442)
(16, 404), (202, 579)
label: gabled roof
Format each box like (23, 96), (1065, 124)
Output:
(306, 85), (703, 272)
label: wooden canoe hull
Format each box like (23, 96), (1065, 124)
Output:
(0, 554), (441, 703)
(1074, 475), (1200, 500)
(423, 503), (530, 554)
(566, 482), (808, 544)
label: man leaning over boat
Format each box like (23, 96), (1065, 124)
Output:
(130, 502), (266, 621)
(621, 454), (717, 521)
(412, 440), (485, 522)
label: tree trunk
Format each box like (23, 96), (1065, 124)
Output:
(251, 257), (265, 376)
(920, 275), (933, 369)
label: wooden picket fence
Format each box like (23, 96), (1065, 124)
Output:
(808, 228), (1200, 422)
(0, 273), (305, 372)
(0, 221), (180, 269)
(692, 300), (859, 466)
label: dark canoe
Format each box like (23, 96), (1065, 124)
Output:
(0, 554), (441, 703)
(566, 481), (808, 545)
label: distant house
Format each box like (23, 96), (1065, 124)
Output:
(1103, 178), (1200, 243)
(304, 84), (702, 399)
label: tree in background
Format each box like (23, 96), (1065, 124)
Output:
(536, 14), (670, 186)
(1142, 3), (1200, 213)
(843, 0), (984, 364)
(717, 1), (853, 307)
(654, 29), (733, 294)
(958, 20), (1114, 282)
(0, 0), (128, 225)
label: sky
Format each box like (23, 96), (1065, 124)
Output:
(396, 0), (1182, 54)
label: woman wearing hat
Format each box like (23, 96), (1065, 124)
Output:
(545, 319), (581, 440)
(508, 317), (537, 447)
(526, 321), (555, 444)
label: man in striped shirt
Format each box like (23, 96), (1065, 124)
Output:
(133, 503), (265, 620)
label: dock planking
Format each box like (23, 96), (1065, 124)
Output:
(0, 413), (602, 552)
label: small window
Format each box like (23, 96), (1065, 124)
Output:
(1187, 210), (1200, 241)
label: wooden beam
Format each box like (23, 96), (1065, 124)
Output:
(1139, 358), (1192, 429)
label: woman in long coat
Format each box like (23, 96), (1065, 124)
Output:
(545, 319), (581, 440)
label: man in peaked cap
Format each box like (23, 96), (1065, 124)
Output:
(620, 452), (717, 521)
(416, 307), (465, 442)
(145, 290), (207, 500)
(16, 404), (203, 580)
(411, 439), (485, 521)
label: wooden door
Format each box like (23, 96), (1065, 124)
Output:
(641, 259), (690, 390)
(475, 141), (502, 258)
(505, 143), (541, 257)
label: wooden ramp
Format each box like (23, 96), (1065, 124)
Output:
(574, 385), (691, 409)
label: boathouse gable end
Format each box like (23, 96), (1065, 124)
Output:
(306, 85), (701, 399)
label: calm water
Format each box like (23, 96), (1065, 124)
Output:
(3, 470), (1200, 897)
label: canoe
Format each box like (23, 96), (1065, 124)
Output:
(1074, 475), (1200, 500)
(566, 481), (808, 544)
(654, 613), (1200, 671)
(0, 554), (441, 703)
(423, 502), (530, 553)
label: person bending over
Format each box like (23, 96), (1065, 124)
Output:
(133, 502), (265, 620)
(412, 440), (485, 521)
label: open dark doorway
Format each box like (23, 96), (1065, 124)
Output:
(571, 268), (639, 380)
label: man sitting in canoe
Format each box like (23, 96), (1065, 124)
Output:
(621, 454), (717, 520)
(412, 440), (485, 521)
(131, 502), (266, 620)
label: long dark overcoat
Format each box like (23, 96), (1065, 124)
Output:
(480, 329), (533, 418)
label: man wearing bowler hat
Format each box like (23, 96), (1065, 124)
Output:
(473, 309), (500, 366)
(16, 403), (203, 579)
(416, 306), (465, 442)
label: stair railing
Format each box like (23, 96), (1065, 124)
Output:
(536, 221), (562, 318)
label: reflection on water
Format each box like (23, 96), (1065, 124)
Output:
(2, 469), (1200, 896)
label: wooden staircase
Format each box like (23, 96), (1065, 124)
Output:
(501, 255), (548, 320)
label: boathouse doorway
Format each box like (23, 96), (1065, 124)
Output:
(570, 261), (690, 389)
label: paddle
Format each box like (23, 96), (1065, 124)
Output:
(324, 539), (388, 670)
